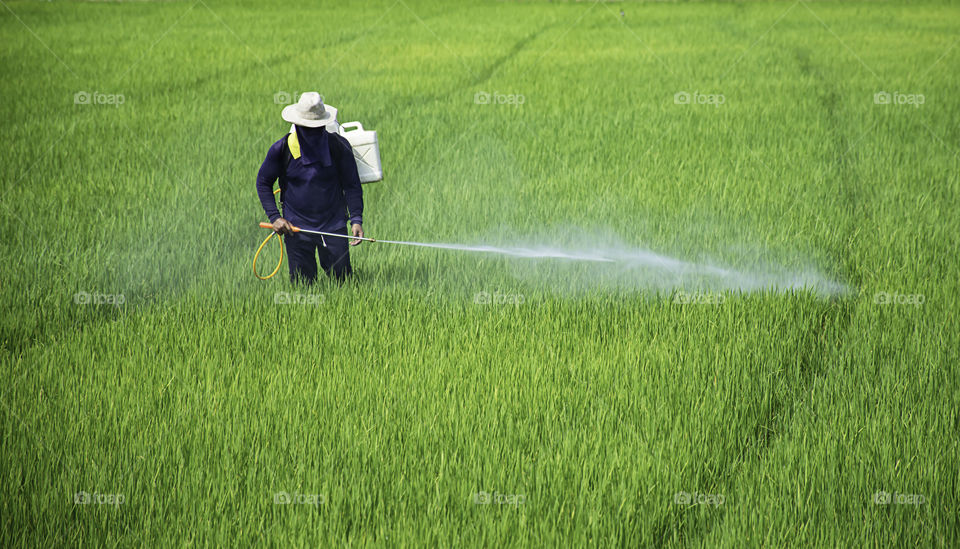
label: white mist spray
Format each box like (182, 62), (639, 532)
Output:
(366, 232), (847, 297)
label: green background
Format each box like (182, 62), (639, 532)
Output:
(1, 0), (957, 546)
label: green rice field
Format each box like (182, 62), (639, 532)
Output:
(1, 0), (958, 546)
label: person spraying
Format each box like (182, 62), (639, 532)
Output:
(256, 92), (364, 283)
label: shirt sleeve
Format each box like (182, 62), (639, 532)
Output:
(333, 135), (364, 225)
(256, 139), (285, 223)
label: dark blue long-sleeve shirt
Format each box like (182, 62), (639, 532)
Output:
(256, 127), (363, 232)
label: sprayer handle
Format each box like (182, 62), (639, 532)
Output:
(259, 221), (300, 232)
(340, 121), (364, 133)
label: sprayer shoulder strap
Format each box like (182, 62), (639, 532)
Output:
(329, 131), (342, 172)
(286, 131), (301, 161)
(276, 133), (294, 205)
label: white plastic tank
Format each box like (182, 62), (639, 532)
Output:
(338, 121), (382, 183)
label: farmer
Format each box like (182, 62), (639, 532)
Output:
(257, 92), (364, 284)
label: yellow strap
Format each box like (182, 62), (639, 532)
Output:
(287, 131), (301, 159)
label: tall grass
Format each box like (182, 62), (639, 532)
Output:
(1, 0), (957, 546)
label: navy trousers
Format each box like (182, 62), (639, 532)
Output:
(285, 227), (352, 284)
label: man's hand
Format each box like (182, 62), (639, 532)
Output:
(350, 223), (364, 246)
(271, 217), (295, 235)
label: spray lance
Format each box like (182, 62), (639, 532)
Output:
(253, 220), (618, 280)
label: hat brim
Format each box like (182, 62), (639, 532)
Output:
(281, 104), (337, 128)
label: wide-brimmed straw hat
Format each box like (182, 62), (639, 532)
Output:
(281, 92), (336, 128)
